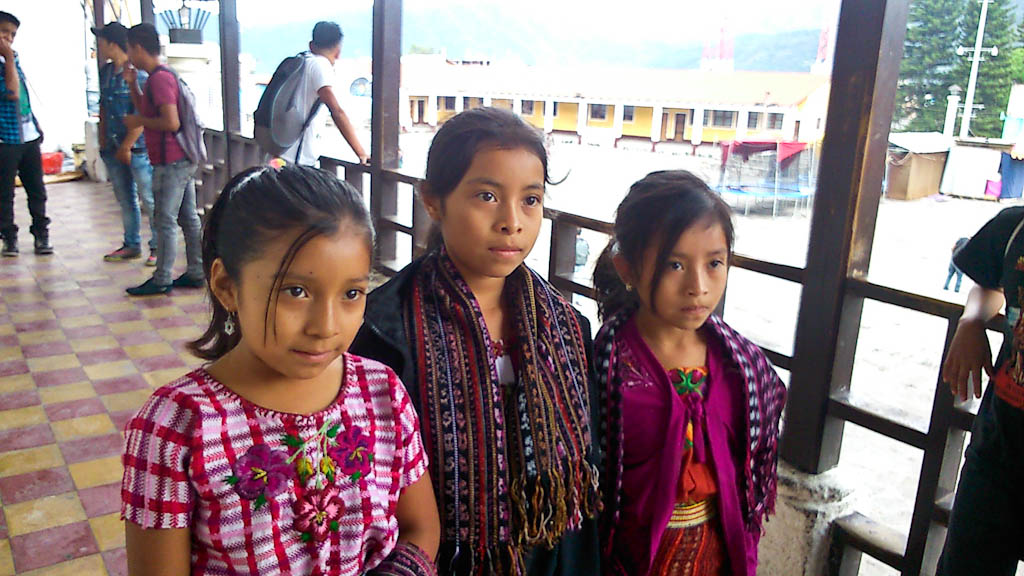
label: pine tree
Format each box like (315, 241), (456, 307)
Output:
(894, 0), (965, 132)
(955, 0), (1022, 138)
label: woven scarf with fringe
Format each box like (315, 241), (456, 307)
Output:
(405, 249), (599, 575)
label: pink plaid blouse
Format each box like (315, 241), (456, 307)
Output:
(121, 353), (428, 575)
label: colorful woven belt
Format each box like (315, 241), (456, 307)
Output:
(665, 499), (716, 529)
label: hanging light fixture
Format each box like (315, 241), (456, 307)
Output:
(178, 1), (191, 29)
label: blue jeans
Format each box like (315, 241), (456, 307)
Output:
(944, 264), (964, 292)
(151, 161), (203, 285)
(101, 150), (155, 251)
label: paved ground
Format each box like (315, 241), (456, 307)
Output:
(0, 179), (209, 575)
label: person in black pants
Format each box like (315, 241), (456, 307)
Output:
(0, 11), (51, 257)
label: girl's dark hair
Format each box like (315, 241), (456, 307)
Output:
(421, 106), (557, 249)
(190, 165), (374, 360)
(593, 170), (734, 321)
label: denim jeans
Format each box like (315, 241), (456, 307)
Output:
(0, 138), (49, 239)
(151, 161), (202, 285)
(944, 264), (964, 292)
(101, 150), (156, 251)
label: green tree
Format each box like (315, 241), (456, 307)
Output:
(955, 0), (1022, 138)
(894, 0), (965, 131)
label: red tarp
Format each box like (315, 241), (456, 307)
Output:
(720, 140), (808, 169)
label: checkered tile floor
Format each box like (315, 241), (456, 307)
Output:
(0, 179), (209, 575)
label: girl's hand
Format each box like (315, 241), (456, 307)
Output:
(942, 318), (994, 402)
(394, 472), (440, 561)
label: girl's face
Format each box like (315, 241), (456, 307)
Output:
(623, 218), (729, 333)
(214, 225), (371, 381)
(423, 146), (545, 289)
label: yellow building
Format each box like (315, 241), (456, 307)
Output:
(398, 54), (830, 146)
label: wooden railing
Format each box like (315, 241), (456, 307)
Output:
(203, 127), (981, 575)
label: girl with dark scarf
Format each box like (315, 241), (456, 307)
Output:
(351, 107), (600, 576)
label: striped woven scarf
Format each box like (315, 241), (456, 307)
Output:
(405, 249), (599, 575)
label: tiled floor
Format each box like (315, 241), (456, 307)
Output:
(0, 179), (209, 575)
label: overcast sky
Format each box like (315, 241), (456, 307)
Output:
(233, 0), (841, 40)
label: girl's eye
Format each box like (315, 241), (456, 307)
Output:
(710, 259), (726, 269)
(477, 192), (496, 202)
(284, 286), (308, 299)
(344, 289), (365, 301)
(524, 195), (541, 207)
(668, 261), (683, 271)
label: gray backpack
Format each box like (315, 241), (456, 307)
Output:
(149, 65), (207, 166)
(253, 52), (323, 161)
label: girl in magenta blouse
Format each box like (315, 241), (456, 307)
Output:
(592, 171), (786, 576)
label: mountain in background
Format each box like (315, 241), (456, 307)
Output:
(230, 0), (1024, 77)
(238, 8), (823, 76)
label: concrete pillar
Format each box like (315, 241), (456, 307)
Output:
(651, 105), (663, 143)
(757, 463), (854, 576)
(399, 88), (413, 130)
(426, 94), (438, 127)
(577, 101), (588, 137)
(944, 91), (961, 138)
(691, 107), (705, 145)
(737, 109), (750, 140)
(544, 100), (554, 133)
(782, 111), (798, 140)
(513, 97), (523, 115)
(483, 96), (492, 107)
(613, 103), (625, 139)
(455, 95), (465, 114)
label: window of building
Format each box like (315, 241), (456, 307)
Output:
(590, 104), (607, 121)
(442, 96), (455, 111)
(708, 110), (736, 128)
(553, 102), (560, 116)
(522, 100), (535, 115)
(768, 112), (785, 130)
(623, 105), (635, 122)
(747, 111), (762, 130)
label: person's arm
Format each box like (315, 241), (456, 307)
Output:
(394, 473), (440, 559)
(116, 125), (144, 164)
(941, 284), (1005, 401)
(125, 523), (191, 576)
(98, 103), (107, 149)
(122, 66), (143, 111)
(1, 44), (19, 102)
(125, 104), (179, 133)
(318, 85), (369, 164)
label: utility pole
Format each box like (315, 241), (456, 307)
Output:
(958, 0), (998, 138)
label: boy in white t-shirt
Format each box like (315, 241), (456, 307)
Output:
(283, 21), (369, 167)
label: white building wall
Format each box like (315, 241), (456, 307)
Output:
(5, 0), (89, 153)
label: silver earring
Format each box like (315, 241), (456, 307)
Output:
(224, 313), (237, 336)
(625, 283), (633, 292)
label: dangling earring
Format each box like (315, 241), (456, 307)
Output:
(224, 312), (237, 336)
(625, 283), (633, 292)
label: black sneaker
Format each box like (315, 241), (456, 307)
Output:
(1, 236), (17, 257)
(126, 278), (172, 296)
(172, 273), (205, 289)
(33, 232), (53, 255)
